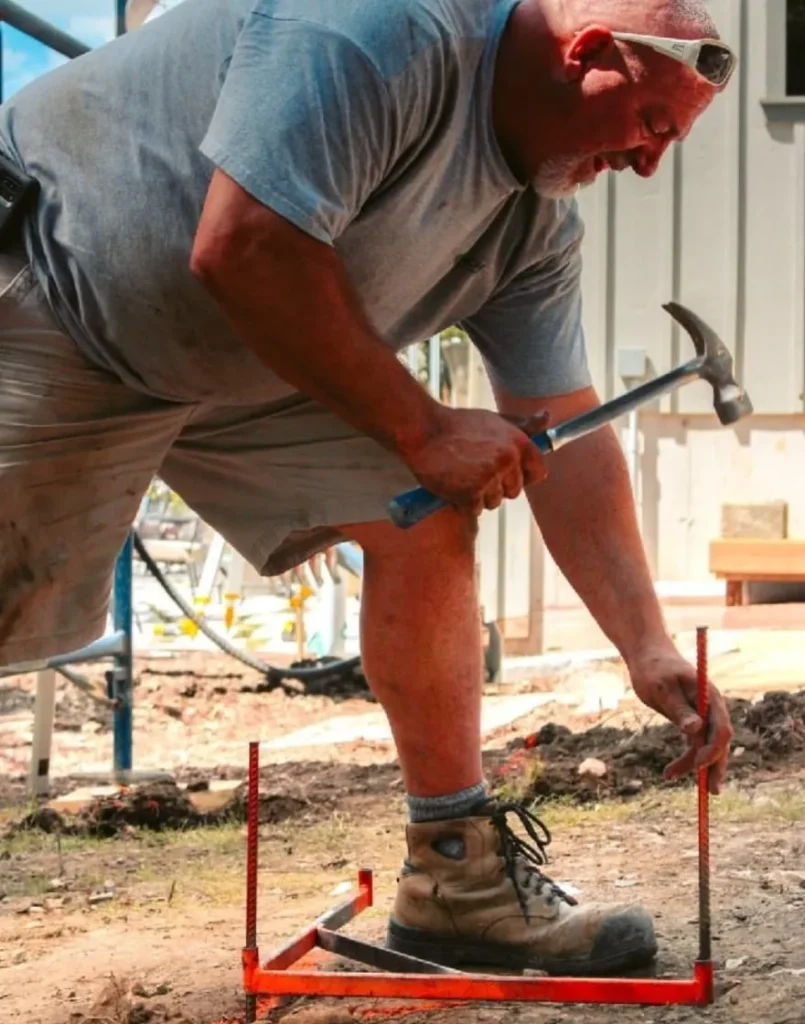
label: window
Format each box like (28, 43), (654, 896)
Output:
(788, 0), (805, 96)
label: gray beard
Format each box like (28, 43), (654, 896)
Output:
(532, 154), (596, 199)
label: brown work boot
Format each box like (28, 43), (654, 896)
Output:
(387, 799), (657, 976)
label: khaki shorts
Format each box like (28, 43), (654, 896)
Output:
(0, 254), (416, 666)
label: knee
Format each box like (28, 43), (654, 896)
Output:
(346, 508), (478, 562)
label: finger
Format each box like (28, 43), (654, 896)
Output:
(696, 746), (730, 796)
(500, 462), (524, 501)
(483, 481), (505, 511)
(710, 748), (730, 796)
(693, 685), (732, 765)
(663, 742), (697, 781)
(520, 444), (548, 487)
(522, 411), (551, 437)
(649, 682), (703, 738)
(501, 411), (550, 437)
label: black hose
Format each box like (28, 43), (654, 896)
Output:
(132, 530), (362, 687)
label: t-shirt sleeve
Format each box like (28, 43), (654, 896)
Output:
(199, 11), (396, 246)
(460, 224), (593, 399)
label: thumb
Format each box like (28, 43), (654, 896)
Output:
(661, 691), (703, 737)
(502, 411), (551, 437)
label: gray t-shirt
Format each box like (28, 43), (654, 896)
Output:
(0, 0), (591, 405)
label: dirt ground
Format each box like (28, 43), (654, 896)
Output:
(1, 652), (804, 1024)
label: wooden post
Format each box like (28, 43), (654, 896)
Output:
(29, 669), (57, 797)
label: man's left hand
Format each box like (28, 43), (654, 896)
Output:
(627, 644), (734, 795)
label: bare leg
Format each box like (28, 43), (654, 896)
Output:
(344, 510), (482, 797)
(345, 515), (658, 979)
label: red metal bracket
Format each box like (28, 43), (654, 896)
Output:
(243, 626), (716, 1019)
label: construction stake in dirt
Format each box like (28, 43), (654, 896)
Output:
(241, 627), (717, 1016)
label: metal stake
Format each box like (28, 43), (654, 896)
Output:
(696, 626), (714, 1001)
(244, 741), (260, 1024)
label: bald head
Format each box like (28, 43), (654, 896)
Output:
(557, 0), (718, 38)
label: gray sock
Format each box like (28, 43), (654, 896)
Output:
(406, 781), (489, 823)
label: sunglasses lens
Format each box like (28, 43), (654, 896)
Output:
(697, 43), (734, 85)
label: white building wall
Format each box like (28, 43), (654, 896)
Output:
(481, 1), (805, 642)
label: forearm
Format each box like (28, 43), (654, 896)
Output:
(526, 424), (670, 663)
(191, 179), (441, 458)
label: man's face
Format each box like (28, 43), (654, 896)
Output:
(531, 66), (715, 199)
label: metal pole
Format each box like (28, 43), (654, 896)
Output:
(0, 1), (90, 58)
(245, 740), (260, 1024)
(112, 532), (134, 774)
(116, 0), (128, 37)
(696, 626), (713, 981)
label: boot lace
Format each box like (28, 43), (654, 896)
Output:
(486, 800), (578, 921)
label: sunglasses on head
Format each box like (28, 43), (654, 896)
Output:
(610, 31), (738, 88)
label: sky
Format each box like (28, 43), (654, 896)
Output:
(2, 1), (115, 98)
(1, 2), (179, 100)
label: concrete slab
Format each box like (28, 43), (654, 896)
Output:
(502, 632), (740, 685)
(263, 693), (576, 752)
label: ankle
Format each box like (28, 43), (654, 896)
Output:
(406, 781), (489, 823)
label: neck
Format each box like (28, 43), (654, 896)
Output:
(492, 0), (573, 182)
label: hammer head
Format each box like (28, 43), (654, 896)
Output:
(663, 302), (754, 425)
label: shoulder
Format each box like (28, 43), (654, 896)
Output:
(250, 0), (501, 78)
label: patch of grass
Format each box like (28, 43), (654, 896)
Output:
(712, 785), (805, 823)
(3, 828), (108, 856)
(525, 782), (805, 832)
(135, 819), (245, 855)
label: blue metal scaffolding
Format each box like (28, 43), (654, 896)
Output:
(0, 0), (137, 783)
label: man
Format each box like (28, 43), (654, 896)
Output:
(0, 0), (736, 975)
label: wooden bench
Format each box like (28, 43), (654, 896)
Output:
(709, 539), (805, 606)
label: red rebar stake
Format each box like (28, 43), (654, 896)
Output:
(696, 626), (714, 1003)
(244, 740), (260, 1024)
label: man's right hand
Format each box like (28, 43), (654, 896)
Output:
(403, 408), (550, 516)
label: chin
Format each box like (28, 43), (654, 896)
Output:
(531, 177), (580, 199)
(532, 157), (593, 199)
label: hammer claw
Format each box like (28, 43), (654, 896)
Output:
(663, 301), (754, 425)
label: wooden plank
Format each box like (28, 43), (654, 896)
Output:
(709, 539), (805, 577)
(720, 502), (788, 539)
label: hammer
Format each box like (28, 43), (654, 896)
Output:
(388, 301), (753, 530)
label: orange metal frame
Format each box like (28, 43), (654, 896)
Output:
(242, 627), (716, 1020)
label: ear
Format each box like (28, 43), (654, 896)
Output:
(563, 24), (616, 81)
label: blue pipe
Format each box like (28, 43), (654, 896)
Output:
(112, 531), (134, 774)
(107, 4), (133, 777)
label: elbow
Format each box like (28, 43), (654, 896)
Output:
(189, 230), (227, 291)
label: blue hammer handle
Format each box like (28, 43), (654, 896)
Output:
(387, 349), (712, 530)
(388, 431), (555, 529)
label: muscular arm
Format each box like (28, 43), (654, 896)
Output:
(494, 384), (669, 662)
(496, 382), (734, 793)
(190, 170), (443, 458)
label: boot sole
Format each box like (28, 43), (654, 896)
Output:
(386, 919), (659, 978)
